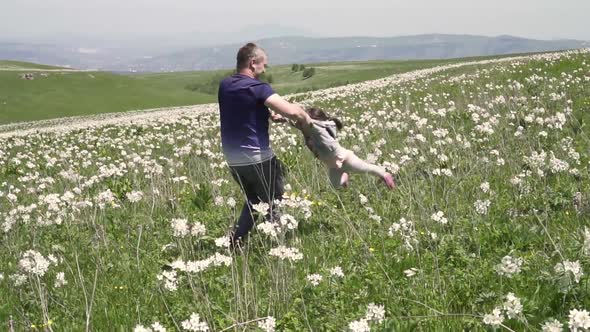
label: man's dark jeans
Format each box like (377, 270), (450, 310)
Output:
(229, 156), (285, 242)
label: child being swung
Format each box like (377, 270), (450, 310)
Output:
(295, 108), (395, 189)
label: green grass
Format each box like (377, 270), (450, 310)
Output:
(0, 70), (214, 124)
(0, 53), (542, 125)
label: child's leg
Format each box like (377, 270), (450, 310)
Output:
(341, 172), (349, 187)
(329, 168), (347, 188)
(342, 152), (395, 189)
(341, 152), (387, 178)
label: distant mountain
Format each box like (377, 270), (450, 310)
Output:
(0, 42), (150, 70)
(1, 34), (588, 72)
(128, 34), (588, 72)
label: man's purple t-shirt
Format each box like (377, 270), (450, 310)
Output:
(218, 73), (275, 166)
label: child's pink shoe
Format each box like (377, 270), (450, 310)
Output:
(382, 173), (395, 190)
(340, 172), (349, 188)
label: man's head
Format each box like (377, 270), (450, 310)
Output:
(236, 43), (267, 79)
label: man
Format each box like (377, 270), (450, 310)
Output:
(218, 42), (312, 245)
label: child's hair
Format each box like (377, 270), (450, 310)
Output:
(306, 107), (343, 130)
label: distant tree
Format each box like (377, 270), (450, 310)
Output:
(291, 64), (300, 72)
(299, 64), (306, 71)
(302, 67), (316, 79)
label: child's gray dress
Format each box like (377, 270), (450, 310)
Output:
(307, 120), (350, 169)
(306, 119), (387, 188)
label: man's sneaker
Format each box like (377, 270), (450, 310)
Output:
(382, 173), (395, 190)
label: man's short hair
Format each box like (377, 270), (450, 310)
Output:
(236, 43), (266, 70)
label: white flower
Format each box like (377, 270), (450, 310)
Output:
(306, 273), (323, 286)
(430, 211), (448, 224)
(134, 325), (153, 332)
(388, 217), (419, 250)
(19, 250), (53, 276)
(97, 189), (118, 209)
(495, 255), (524, 278)
(151, 322), (167, 332)
(348, 318), (370, 332)
(269, 246), (303, 261)
(252, 202), (270, 214)
(257, 222), (281, 237)
(209, 253), (232, 267)
(404, 268), (419, 278)
(181, 313), (209, 331)
(503, 293), (523, 319)
(569, 309), (590, 331)
(169, 259), (187, 271)
(330, 266), (344, 278)
(214, 196), (224, 206)
(369, 214), (382, 223)
(483, 307), (504, 326)
(7, 193), (17, 203)
(10, 273), (27, 287)
(555, 261), (584, 283)
(190, 222), (206, 237)
(185, 259), (211, 273)
(126, 191), (144, 203)
(583, 227), (590, 256)
(541, 318), (563, 332)
(214, 236), (230, 248)
(549, 153), (569, 173)
(365, 303), (385, 323)
(359, 194), (368, 205)
(441, 168), (453, 177)
(480, 182), (490, 193)
(474, 199), (491, 215)
(257, 316), (276, 332)
(279, 214), (298, 230)
(171, 218), (189, 237)
(226, 197), (236, 208)
(54, 271), (67, 288)
(156, 270), (178, 291)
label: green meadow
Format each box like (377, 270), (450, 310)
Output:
(0, 55), (521, 125)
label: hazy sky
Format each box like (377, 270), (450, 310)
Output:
(3, 0), (589, 44)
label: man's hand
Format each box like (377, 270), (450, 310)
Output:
(270, 111), (287, 123)
(264, 94), (312, 129)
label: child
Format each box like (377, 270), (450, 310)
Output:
(295, 107), (395, 189)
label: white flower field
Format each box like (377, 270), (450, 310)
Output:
(1, 49), (590, 331)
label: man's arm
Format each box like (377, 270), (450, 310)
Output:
(264, 94), (312, 130)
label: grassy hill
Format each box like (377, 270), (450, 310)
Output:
(0, 57), (472, 125)
(0, 68), (214, 124)
(1, 53), (553, 125)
